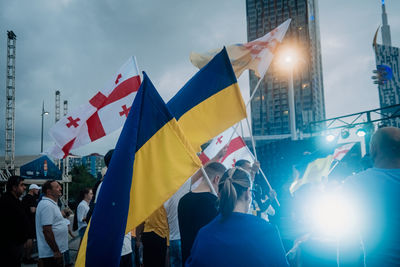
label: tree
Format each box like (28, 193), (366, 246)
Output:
(68, 165), (96, 207)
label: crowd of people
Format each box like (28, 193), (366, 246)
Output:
(0, 126), (399, 266)
(0, 176), (73, 267)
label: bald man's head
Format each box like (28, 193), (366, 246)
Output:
(370, 127), (400, 168)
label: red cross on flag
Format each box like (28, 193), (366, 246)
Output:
(190, 19), (291, 78)
(47, 57), (141, 158)
(333, 143), (355, 161)
(199, 128), (254, 169)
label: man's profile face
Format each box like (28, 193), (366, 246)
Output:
(48, 181), (62, 199)
(14, 181), (26, 197)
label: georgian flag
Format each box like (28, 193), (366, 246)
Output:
(47, 57), (141, 158)
(199, 128), (254, 169)
(333, 143), (355, 161)
(190, 19), (291, 78)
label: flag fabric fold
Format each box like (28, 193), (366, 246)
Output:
(48, 57), (141, 158)
(190, 19), (291, 78)
(168, 47), (247, 152)
(289, 155), (334, 195)
(75, 72), (201, 267)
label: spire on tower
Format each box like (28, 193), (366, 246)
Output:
(381, 0), (392, 46)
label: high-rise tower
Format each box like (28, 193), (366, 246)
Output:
(373, 0), (400, 127)
(246, 0), (325, 139)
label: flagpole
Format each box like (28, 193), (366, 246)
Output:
(245, 116), (258, 160)
(327, 160), (340, 176)
(231, 126), (280, 206)
(259, 169), (280, 206)
(247, 73), (265, 108)
(200, 166), (218, 196)
(240, 120), (244, 138)
(239, 124), (281, 206)
(226, 70), (267, 146)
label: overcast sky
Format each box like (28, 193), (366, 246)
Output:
(0, 0), (399, 157)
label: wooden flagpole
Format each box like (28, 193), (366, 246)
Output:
(200, 166), (217, 196)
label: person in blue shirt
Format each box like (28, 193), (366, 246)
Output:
(342, 126), (400, 266)
(186, 167), (289, 266)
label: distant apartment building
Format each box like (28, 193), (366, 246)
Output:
(61, 153), (104, 178)
(82, 153), (105, 178)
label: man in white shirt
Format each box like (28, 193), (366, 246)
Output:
(77, 188), (93, 238)
(36, 180), (68, 267)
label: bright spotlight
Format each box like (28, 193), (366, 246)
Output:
(277, 47), (298, 71)
(311, 193), (358, 237)
(356, 128), (367, 137)
(325, 134), (335, 142)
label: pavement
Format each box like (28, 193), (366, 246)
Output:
(22, 217), (80, 267)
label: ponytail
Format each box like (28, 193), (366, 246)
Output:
(218, 168), (251, 219)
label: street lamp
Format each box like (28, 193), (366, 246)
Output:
(41, 101), (49, 153)
(281, 49), (298, 140)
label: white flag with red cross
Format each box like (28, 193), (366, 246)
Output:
(190, 19), (291, 78)
(199, 128), (254, 168)
(333, 143), (355, 161)
(48, 57), (141, 158)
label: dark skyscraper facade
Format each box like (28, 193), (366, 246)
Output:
(246, 0), (325, 137)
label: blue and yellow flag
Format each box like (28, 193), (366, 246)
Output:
(76, 72), (202, 267)
(167, 47), (247, 152)
(290, 155), (334, 195)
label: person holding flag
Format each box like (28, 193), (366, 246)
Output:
(177, 162), (227, 265)
(163, 146), (228, 267)
(200, 126), (280, 210)
(186, 167), (288, 266)
(234, 159), (277, 221)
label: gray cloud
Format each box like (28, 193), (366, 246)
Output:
(0, 0), (399, 156)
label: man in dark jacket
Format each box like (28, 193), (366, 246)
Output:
(0, 176), (29, 266)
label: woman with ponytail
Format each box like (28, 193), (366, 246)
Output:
(186, 168), (289, 266)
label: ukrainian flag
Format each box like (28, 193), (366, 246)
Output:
(76, 72), (202, 267)
(167, 47), (247, 152)
(289, 155), (334, 194)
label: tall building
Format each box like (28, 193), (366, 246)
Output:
(246, 0), (325, 138)
(373, 1), (400, 127)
